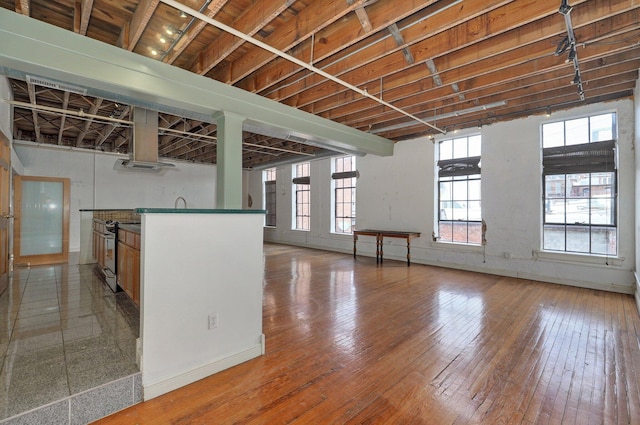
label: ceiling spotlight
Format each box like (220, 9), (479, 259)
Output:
(566, 47), (576, 63)
(571, 70), (580, 84)
(545, 107), (551, 117)
(160, 36), (167, 43)
(554, 36), (569, 56)
(166, 28), (174, 36)
(151, 49), (158, 56)
(559, 0), (573, 15)
(180, 10), (188, 18)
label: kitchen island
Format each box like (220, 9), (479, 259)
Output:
(135, 208), (265, 400)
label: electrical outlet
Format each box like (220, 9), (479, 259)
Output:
(208, 313), (218, 330)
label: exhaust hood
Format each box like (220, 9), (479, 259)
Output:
(114, 107), (174, 172)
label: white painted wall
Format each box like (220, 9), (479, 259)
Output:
(13, 144), (217, 251)
(140, 212), (264, 399)
(250, 99), (636, 294)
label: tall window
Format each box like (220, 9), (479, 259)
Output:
(293, 162), (310, 231)
(332, 156), (357, 234)
(437, 135), (482, 244)
(542, 112), (617, 255)
(263, 168), (276, 227)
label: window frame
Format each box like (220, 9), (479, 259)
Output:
(293, 162), (311, 231)
(436, 134), (483, 245)
(541, 112), (618, 256)
(263, 168), (276, 227)
(331, 156), (357, 235)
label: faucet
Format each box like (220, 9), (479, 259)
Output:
(174, 196), (187, 209)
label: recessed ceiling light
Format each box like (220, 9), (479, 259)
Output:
(160, 37), (166, 43)
(151, 49), (158, 56)
(166, 28), (173, 36)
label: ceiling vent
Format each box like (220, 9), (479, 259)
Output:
(25, 75), (87, 95)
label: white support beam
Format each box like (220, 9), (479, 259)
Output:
(0, 9), (394, 158)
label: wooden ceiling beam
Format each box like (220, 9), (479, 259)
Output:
(190, 0), (293, 76)
(239, 0), (499, 95)
(295, 2), (638, 116)
(15, 0), (30, 16)
(57, 91), (70, 145)
(360, 41), (640, 136)
(353, 58), (640, 135)
(164, 0), (229, 65)
(206, 0), (371, 84)
(164, 0), (229, 64)
(76, 0), (95, 36)
(345, 38), (640, 134)
(272, 0), (567, 107)
(339, 57), (640, 129)
(75, 98), (103, 147)
(384, 79), (636, 140)
(118, 0), (160, 51)
(355, 7), (373, 33)
(96, 105), (130, 147)
(26, 82), (41, 143)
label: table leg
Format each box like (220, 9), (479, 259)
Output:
(375, 235), (380, 263)
(407, 238), (411, 266)
(379, 235), (384, 264)
(353, 234), (357, 259)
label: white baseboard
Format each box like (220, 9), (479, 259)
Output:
(143, 338), (264, 400)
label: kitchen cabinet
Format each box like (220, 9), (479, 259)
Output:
(92, 220), (106, 268)
(117, 227), (140, 306)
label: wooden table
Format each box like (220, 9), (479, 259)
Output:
(353, 230), (421, 266)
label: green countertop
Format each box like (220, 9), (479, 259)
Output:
(135, 208), (265, 214)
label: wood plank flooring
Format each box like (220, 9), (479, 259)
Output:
(95, 244), (640, 424)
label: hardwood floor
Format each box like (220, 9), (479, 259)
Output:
(95, 244), (640, 424)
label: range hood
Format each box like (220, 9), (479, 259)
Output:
(114, 107), (174, 172)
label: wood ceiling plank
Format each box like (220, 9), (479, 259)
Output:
(238, 0), (498, 95)
(353, 57), (640, 135)
(363, 40), (640, 136)
(118, 0), (160, 51)
(205, 0), (370, 84)
(294, 1), (638, 117)
(163, 0), (229, 65)
(190, 0), (295, 75)
(338, 57), (640, 129)
(271, 0), (566, 107)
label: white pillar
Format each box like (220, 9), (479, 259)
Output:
(214, 111), (244, 209)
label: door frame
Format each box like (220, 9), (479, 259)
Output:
(14, 175), (70, 266)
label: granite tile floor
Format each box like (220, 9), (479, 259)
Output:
(0, 259), (139, 420)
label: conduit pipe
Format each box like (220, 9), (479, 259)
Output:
(160, 0), (446, 135)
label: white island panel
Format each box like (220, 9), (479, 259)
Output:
(139, 210), (264, 399)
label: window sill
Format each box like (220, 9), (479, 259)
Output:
(430, 240), (483, 252)
(533, 250), (624, 267)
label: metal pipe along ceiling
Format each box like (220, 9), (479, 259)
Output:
(159, 0), (446, 135)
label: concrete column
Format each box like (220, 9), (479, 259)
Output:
(214, 111), (244, 209)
